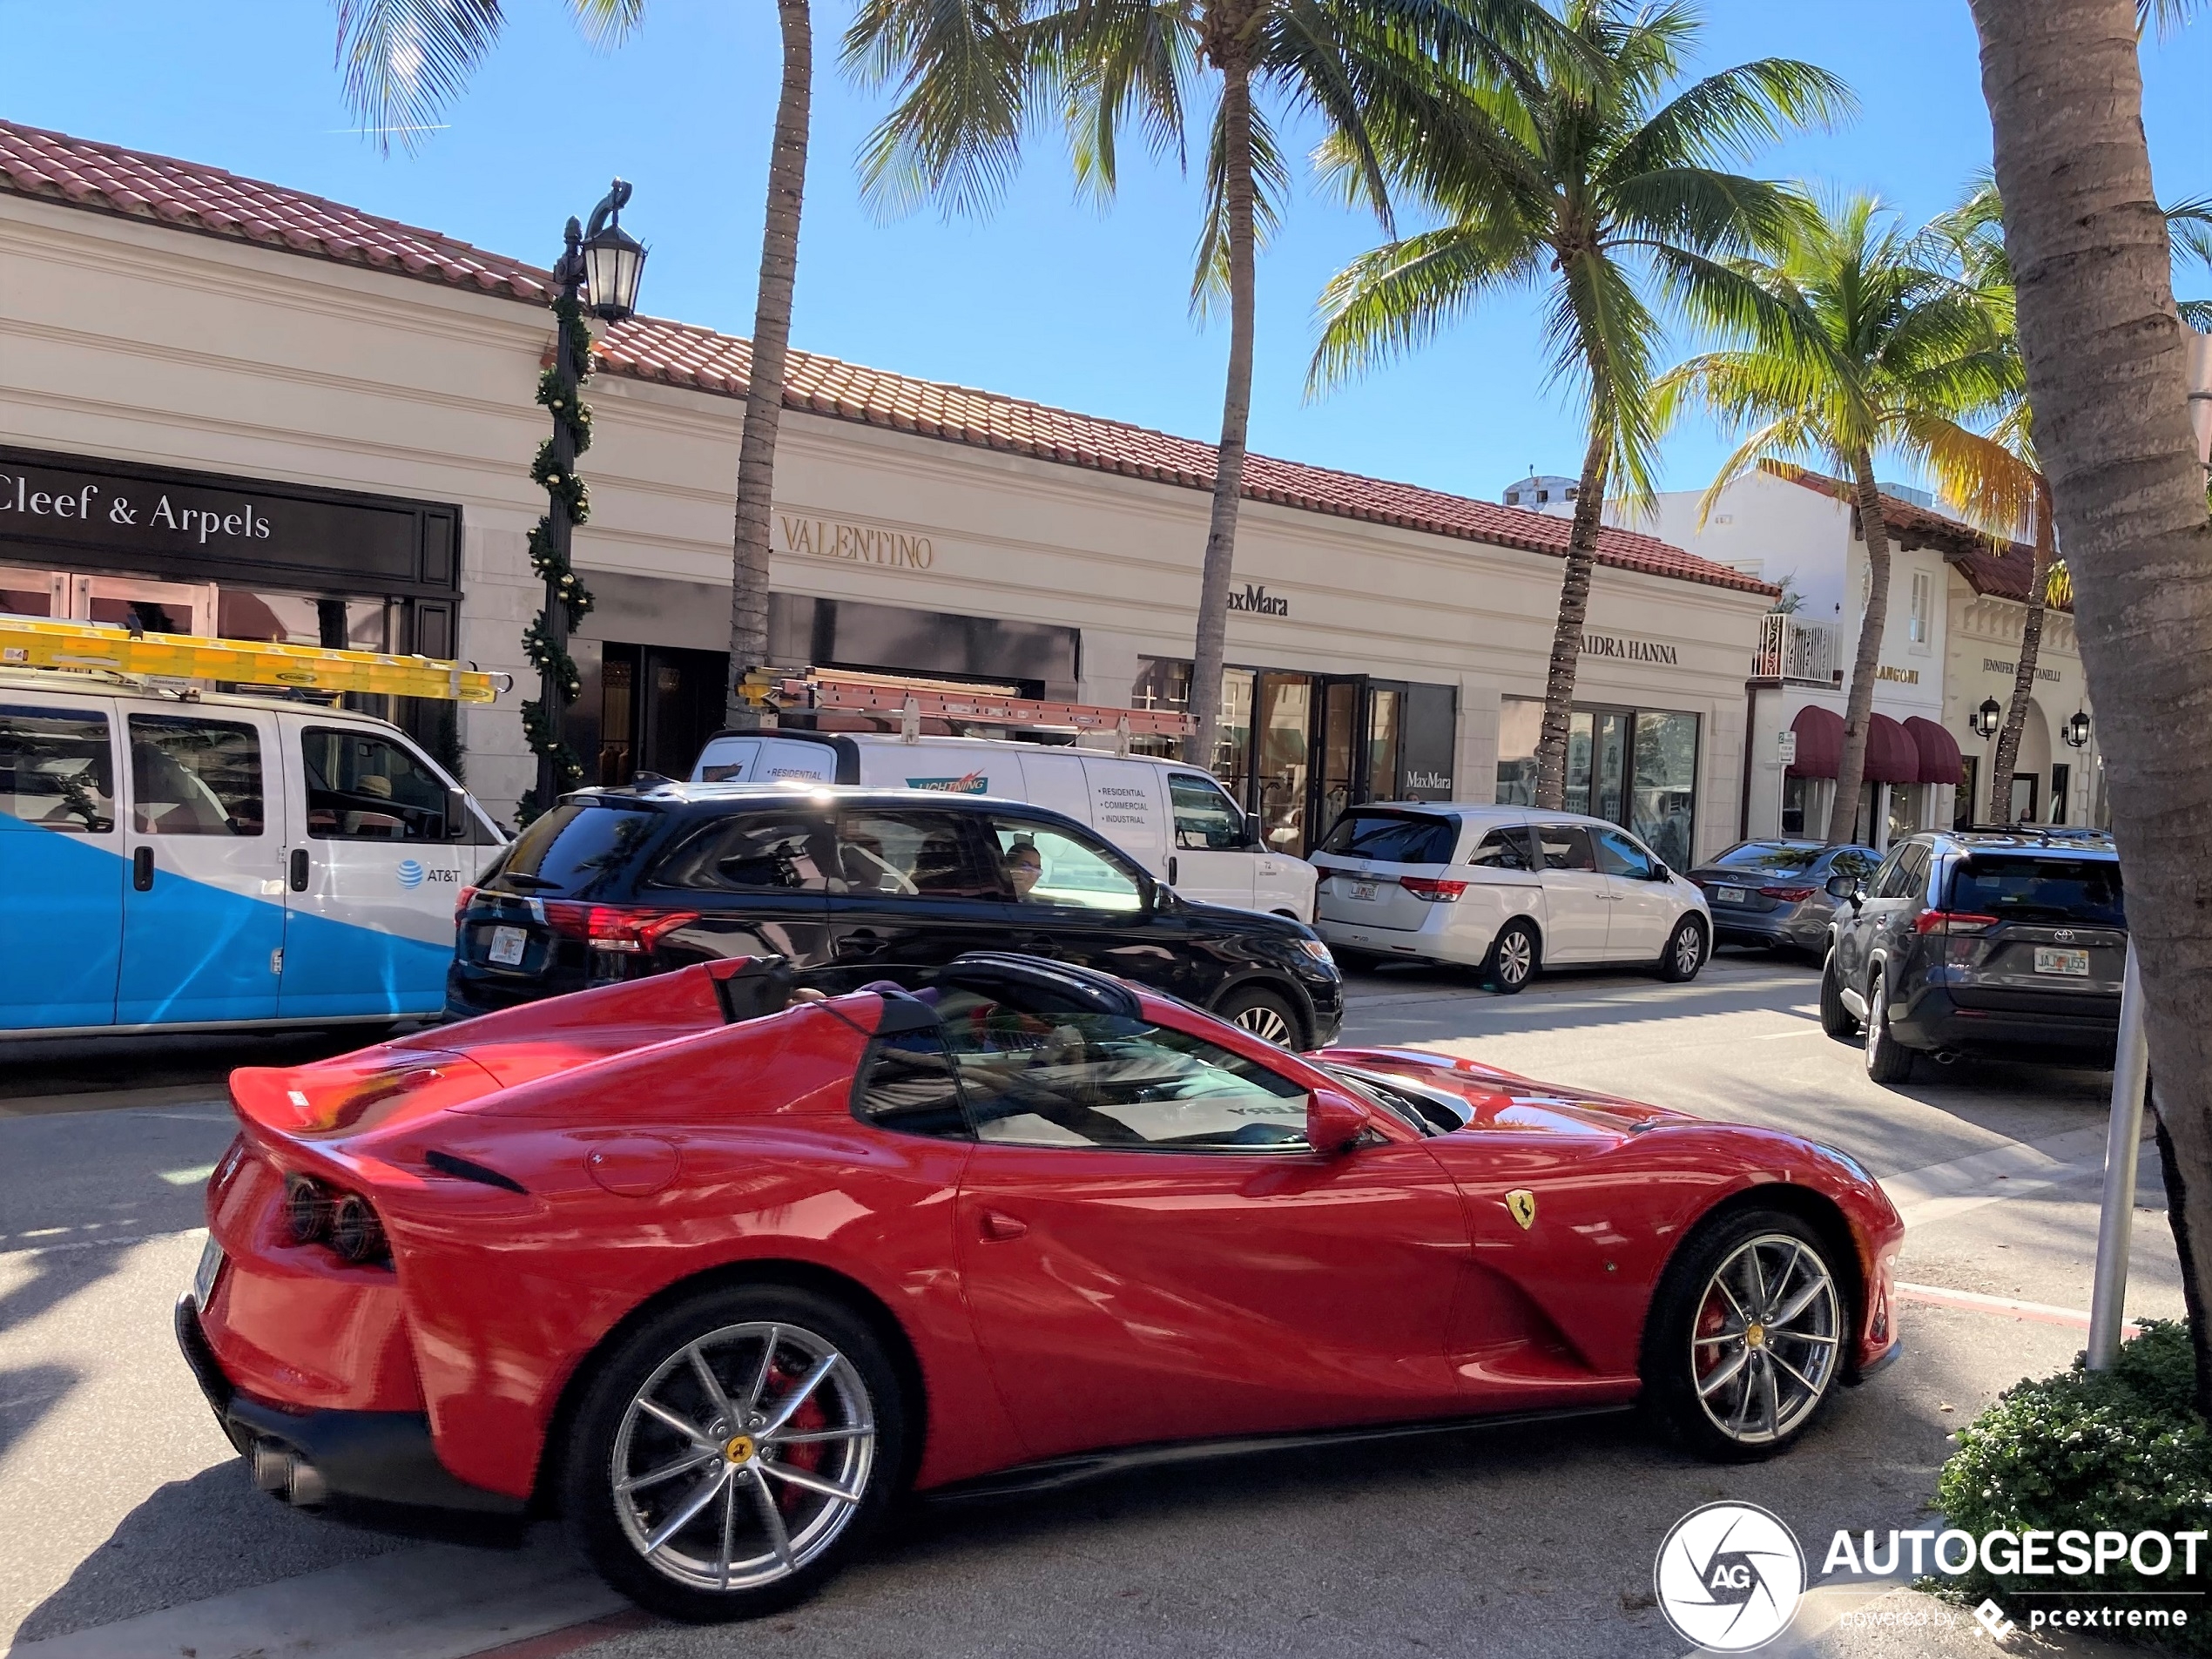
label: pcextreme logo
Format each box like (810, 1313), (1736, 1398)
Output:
(1654, 1502), (1806, 1651)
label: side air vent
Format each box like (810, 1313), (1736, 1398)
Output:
(425, 1150), (528, 1195)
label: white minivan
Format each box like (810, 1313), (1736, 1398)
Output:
(1, 671), (504, 1035)
(689, 729), (1315, 921)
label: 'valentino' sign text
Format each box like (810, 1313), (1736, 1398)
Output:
(778, 514), (934, 570)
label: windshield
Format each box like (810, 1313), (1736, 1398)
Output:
(1315, 1062), (1463, 1136)
(491, 800), (662, 900)
(1318, 811), (1459, 866)
(1710, 842), (1823, 874)
(1946, 855), (2125, 927)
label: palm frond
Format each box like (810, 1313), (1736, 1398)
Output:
(1601, 57), (1852, 185)
(1308, 221), (1541, 389)
(845, 0), (1035, 219)
(1190, 91), (1287, 314)
(331, 0), (506, 153)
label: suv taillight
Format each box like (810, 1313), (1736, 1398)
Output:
(455, 885), (477, 921)
(1399, 876), (1468, 902)
(540, 900), (702, 954)
(1913, 911), (2000, 936)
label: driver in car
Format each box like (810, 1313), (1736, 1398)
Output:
(1006, 840), (1043, 900)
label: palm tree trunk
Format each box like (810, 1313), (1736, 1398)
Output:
(725, 0), (813, 728)
(1986, 484), (2054, 823)
(1972, 0), (2212, 1409)
(1533, 421), (1610, 810)
(1826, 448), (1893, 846)
(1185, 57), (1258, 772)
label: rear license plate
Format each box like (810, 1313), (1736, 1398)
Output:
(1351, 880), (1379, 901)
(1715, 886), (1747, 905)
(487, 925), (529, 967)
(2034, 947), (2090, 977)
(191, 1236), (226, 1310)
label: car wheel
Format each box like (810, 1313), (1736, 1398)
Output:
(1643, 1210), (1848, 1462)
(1817, 952), (1860, 1039)
(565, 1285), (903, 1622)
(1482, 921), (1540, 995)
(1214, 984), (1303, 1049)
(1862, 967), (1915, 1084)
(1656, 918), (1706, 983)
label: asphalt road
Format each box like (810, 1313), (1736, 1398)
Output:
(0, 951), (2180, 1659)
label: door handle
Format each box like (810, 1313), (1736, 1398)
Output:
(1168, 855), (1178, 887)
(132, 846), (154, 892)
(1011, 932), (1055, 954)
(977, 1209), (1028, 1242)
(834, 930), (886, 959)
(289, 848), (310, 892)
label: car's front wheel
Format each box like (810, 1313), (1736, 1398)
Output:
(1817, 951), (1859, 1039)
(565, 1285), (903, 1622)
(1643, 1210), (1849, 1461)
(1214, 983), (1303, 1048)
(1862, 966), (1916, 1084)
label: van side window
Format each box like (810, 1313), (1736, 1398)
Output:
(1467, 826), (1534, 871)
(1534, 824), (1597, 872)
(0, 707), (114, 833)
(1593, 827), (1656, 880)
(300, 728), (450, 841)
(129, 715), (263, 836)
(1170, 773), (1247, 850)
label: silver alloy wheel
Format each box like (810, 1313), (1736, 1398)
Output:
(610, 1320), (875, 1593)
(1494, 929), (1534, 987)
(1689, 1234), (1840, 1446)
(1233, 1002), (1295, 1046)
(1673, 922), (1703, 977)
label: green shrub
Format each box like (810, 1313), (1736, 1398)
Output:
(1933, 1320), (2212, 1652)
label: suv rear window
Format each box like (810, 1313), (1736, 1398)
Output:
(492, 800), (661, 899)
(1318, 810), (1459, 866)
(1946, 855), (2125, 927)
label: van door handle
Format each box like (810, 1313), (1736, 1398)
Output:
(978, 1209), (1028, 1242)
(132, 846), (154, 892)
(289, 848), (310, 892)
(834, 929), (886, 959)
(1168, 855), (1179, 886)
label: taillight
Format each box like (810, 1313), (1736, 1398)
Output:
(1913, 911), (2000, 935)
(1399, 876), (1469, 902)
(1760, 886), (1817, 902)
(455, 885), (477, 921)
(541, 900), (701, 953)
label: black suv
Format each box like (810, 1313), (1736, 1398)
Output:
(1821, 828), (2125, 1082)
(449, 784), (1343, 1047)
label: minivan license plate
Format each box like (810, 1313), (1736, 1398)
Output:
(488, 925), (529, 967)
(2034, 947), (2090, 977)
(1351, 880), (1379, 900)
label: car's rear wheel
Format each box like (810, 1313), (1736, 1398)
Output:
(1656, 917), (1706, 983)
(1643, 1211), (1847, 1461)
(1482, 921), (1539, 995)
(1214, 983), (1303, 1048)
(565, 1285), (903, 1622)
(1862, 966), (1915, 1084)
(1818, 951), (1860, 1039)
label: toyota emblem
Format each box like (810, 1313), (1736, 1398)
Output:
(2053, 928), (2076, 943)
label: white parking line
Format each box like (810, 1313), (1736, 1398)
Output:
(1894, 1280), (2137, 1336)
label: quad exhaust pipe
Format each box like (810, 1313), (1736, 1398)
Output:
(251, 1440), (328, 1507)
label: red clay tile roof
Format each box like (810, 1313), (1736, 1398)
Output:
(0, 114), (1771, 597)
(1761, 461), (2069, 611)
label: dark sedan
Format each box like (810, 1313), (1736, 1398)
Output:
(449, 783), (1344, 1048)
(1688, 840), (1881, 955)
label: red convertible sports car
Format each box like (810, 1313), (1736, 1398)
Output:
(178, 953), (1902, 1622)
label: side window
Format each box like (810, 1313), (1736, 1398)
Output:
(1467, 826), (1534, 871)
(1897, 844), (1932, 900)
(0, 707), (115, 833)
(1535, 824), (1597, 873)
(299, 727), (450, 841)
(1593, 827), (1657, 880)
(1869, 846), (1912, 899)
(1170, 773), (1248, 851)
(646, 811), (837, 893)
(991, 819), (1144, 912)
(129, 714), (263, 836)
(855, 1028), (969, 1139)
(837, 809), (1006, 900)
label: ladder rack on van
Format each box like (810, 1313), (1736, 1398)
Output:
(0, 616), (510, 704)
(740, 665), (1196, 747)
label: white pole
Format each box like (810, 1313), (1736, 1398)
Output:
(2087, 942), (2151, 1369)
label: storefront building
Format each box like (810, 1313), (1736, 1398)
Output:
(1, 119), (1775, 860)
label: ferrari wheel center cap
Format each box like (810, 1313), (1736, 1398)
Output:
(724, 1434), (756, 1465)
(1745, 1322), (1767, 1349)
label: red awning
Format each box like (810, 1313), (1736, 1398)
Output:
(1904, 715), (1964, 786)
(1785, 705), (1844, 779)
(1865, 713), (1921, 785)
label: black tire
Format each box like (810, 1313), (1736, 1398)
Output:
(1817, 951), (1860, 1039)
(563, 1285), (905, 1623)
(1656, 917), (1707, 983)
(1213, 983), (1304, 1049)
(1482, 920), (1540, 995)
(1642, 1209), (1850, 1462)
(1862, 965), (1916, 1084)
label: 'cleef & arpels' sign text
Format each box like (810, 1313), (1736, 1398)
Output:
(777, 513), (934, 570)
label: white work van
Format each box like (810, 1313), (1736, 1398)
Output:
(1, 671), (504, 1035)
(690, 730), (1315, 921)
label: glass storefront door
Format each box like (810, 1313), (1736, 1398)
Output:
(1498, 696), (1702, 867)
(1313, 678), (1362, 846)
(1254, 673), (1312, 854)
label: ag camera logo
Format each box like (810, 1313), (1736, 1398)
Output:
(395, 859), (426, 890)
(1655, 1501), (1806, 1651)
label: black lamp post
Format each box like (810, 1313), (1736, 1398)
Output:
(2064, 708), (2092, 750)
(532, 181), (646, 814)
(1973, 698), (2003, 740)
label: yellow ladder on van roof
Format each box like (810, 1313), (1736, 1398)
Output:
(0, 615), (509, 704)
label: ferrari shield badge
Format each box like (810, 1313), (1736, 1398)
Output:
(1506, 1189), (1538, 1231)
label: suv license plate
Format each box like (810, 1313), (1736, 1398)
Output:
(488, 925), (529, 966)
(1350, 880), (1379, 900)
(2034, 947), (2090, 977)
(191, 1236), (226, 1310)
(1715, 886), (1747, 905)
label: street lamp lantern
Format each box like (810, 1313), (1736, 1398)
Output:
(2064, 707), (2092, 749)
(1973, 698), (2002, 739)
(579, 179), (647, 323)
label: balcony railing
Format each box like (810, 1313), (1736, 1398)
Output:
(1753, 612), (1841, 685)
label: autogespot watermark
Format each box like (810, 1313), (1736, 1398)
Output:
(1654, 1502), (1807, 1651)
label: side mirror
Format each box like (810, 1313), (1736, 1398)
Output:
(444, 786), (471, 840)
(1825, 874), (1855, 899)
(1648, 861), (1670, 882)
(1306, 1086), (1373, 1156)
(1847, 885), (1866, 911)
(1244, 810), (1265, 849)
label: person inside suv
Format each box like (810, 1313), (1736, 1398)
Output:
(1006, 840), (1044, 900)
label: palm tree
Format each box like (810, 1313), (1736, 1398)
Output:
(842, 0), (1568, 769)
(1654, 192), (2006, 846)
(332, 0), (813, 733)
(1309, 0), (1845, 811)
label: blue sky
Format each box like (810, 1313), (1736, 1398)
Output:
(3, 2), (2206, 502)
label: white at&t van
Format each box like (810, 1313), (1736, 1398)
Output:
(689, 730), (1315, 921)
(2, 671), (504, 1035)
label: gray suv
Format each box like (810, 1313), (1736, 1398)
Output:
(1821, 829), (2125, 1082)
